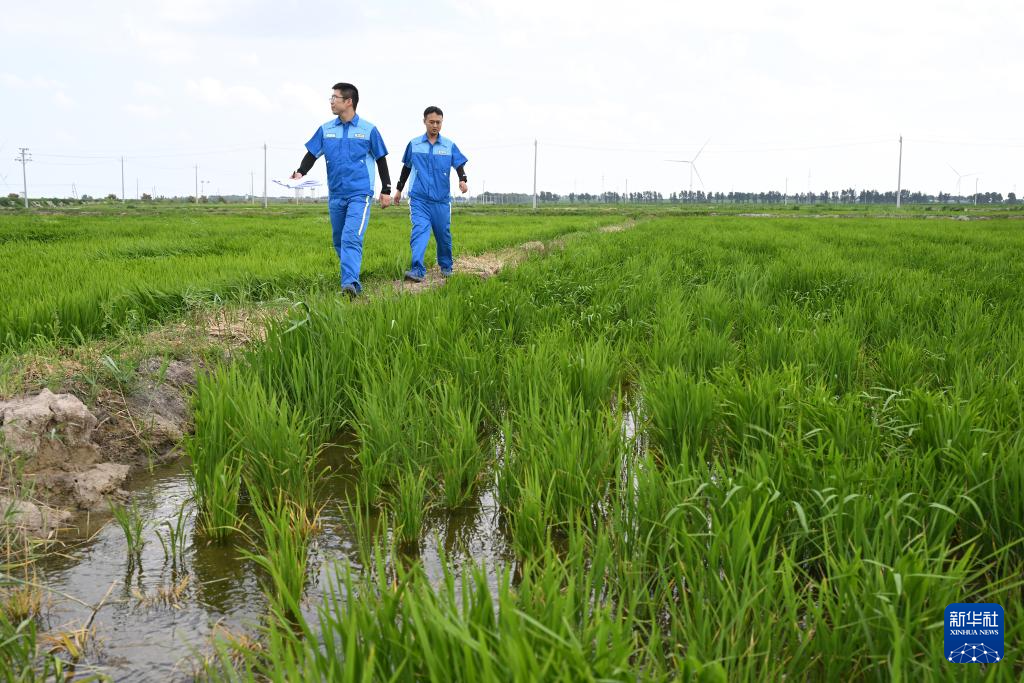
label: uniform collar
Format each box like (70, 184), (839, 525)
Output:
(421, 133), (440, 144)
(334, 113), (360, 127)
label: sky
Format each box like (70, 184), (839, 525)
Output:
(1, 0), (1022, 200)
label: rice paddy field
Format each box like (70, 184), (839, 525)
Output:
(2, 205), (1023, 680)
(0, 204), (619, 352)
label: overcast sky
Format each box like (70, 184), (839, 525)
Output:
(2, 0), (1021, 199)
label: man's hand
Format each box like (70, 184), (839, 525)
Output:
(291, 172), (303, 180)
(379, 192), (392, 208)
(392, 190), (402, 205)
(459, 181), (468, 194)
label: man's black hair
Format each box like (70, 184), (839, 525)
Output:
(423, 106), (444, 118)
(332, 82), (359, 110)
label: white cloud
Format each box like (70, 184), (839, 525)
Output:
(134, 82), (163, 98)
(1, 74), (65, 90)
(123, 103), (163, 119)
(186, 78), (275, 111)
(3, 0), (1023, 196)
(53, 92), (74, 110)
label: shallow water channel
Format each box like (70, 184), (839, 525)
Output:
(36, 442), (513, 681)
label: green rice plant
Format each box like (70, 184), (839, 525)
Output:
(242, 492), (318, 621)
(355, 454), (391, 510)
(642, 367), (718, 467)
(386, 468), (432, 550)
(691, 284), (737, 335)
(109, 498), (147, 556)
(180, 211), (1024, 681)
(499, 387), (625, 534)
(899, 388), (979, 453)
(188, 365), (245, 540)
(505, 468), (553, 558)
(646, 321), (737, 378)
(430, 384), (489, 509)
(233, 385), (319, 514)
(562, 337), (623, 409)
(1, 207), (613, 352)
(745, 321), (800, 371)
(874, 336), (929, 390)
(194, 453), (243, 543)
(0, 608), (68, 682)
(155, 500), (191, 566)
(719, 367), (798, 456)
(797, 383), (880, 458)
(220, 534), (678, 681)
(349, 360), (432, 495)
(798, 321), (862, 394)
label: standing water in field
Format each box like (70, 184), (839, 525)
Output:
(33, 436), (515, 681)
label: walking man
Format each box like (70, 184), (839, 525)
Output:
(292, 82), (391, 297)
(392, 106), (468, 282)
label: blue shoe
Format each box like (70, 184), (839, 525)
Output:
(341, 284), (359, 299)
(403, 270), (424, 283)
(440, 269), (453, 278)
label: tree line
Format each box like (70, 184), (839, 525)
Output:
(475, 189), (1018, 205)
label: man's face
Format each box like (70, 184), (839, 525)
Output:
(424, 113), (443, 137)
(330, 91), (352, 116)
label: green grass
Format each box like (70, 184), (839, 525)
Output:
(0, 205), (620, 352)
(163, 212), (1024, 679)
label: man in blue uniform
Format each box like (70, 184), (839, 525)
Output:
(392, 106), (468, 282)
(292, 82), (391, 297)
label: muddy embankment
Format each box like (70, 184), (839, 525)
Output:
(1, 359), (196, 537)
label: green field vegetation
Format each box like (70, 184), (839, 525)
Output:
(0, 205), (621, 352)
(181, 214), (1023, 680)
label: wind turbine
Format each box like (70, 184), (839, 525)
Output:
(948, 164), (975, 198)
(667, 139), (710, 195)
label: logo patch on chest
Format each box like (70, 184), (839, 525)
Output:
(325, 133), (337, 138)
(353, 133), (367, 139)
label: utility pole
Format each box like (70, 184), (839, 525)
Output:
(250, 171), (255, 205)
(896, 135), (903, 208)
(121, 156), (126, 202)
(532, 139), (538, 210)
(136, 177), (139, 201)
(194, 165), (199, 204)
(15, 148), (31, 208)
(263, 143), (268, 209)
(975, 178), (979, 206)
(784, 177), (788, 205)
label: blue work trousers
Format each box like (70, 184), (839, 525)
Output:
(328, 194), (372, 292)
(408, 199), (452, 278)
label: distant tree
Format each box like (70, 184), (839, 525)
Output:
(1008, 192), (1017, 205)
(6, 193), (19, 200)
(105, 193), (118, 201)
(141, 193), (152, 201)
